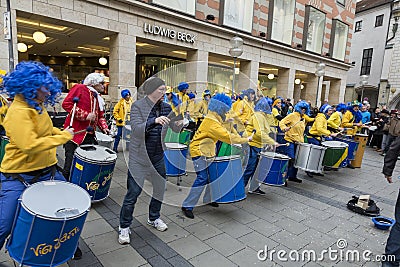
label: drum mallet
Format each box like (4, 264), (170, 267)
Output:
(249, 129), (256, 139)
(92, 91), (97, 114)
(69, 97), (80, 128)
(276, 143), (290, 147)
(74, 126), (94, 135)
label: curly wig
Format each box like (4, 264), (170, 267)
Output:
(2, 61), (62, 113)
(336, 103), (347, 112)
(254, 97), (272, 114)
(208, 93), (232, 117)
(294, 100), (310, 115)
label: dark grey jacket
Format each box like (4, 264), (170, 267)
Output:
(383, 136), (400, 176)
(129, 97), (181, 166)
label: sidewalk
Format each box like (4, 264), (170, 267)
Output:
(1, 147), (398, 267)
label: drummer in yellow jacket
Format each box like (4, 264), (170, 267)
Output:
(113, 89), (133, 152)
(182, 94), (251, 219)
(279, 101), (314, 183)
(164, 87), (180, 115)
(193, 90), (211, 129)
(241, 97), (278, 195)
(341, 100), (363, 136)
(0, 62), (74, 252)
(327, 103), (347, 132)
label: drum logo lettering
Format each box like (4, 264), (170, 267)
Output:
(102, 173), (112, 186)
(86, 181), (100, 191)
(30, 227), (80, 256)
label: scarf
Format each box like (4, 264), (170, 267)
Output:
(87, 86), (105, 111)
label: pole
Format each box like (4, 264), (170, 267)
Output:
(315, 75), (323, 107)
(361, 85), (364, 102)
(6, 0), (14, 72)
(232, 57), (236, 96)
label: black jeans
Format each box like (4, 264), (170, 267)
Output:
(384, 189), (400, 266)
(63, 134), (97, 180)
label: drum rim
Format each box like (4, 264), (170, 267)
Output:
(209, 155), (241, 162)
(95, 132), (113, 142)
(298, 143), (327, 150)
(164, 142), (188, 150)
(321, 141), (349, 148)
(259, 151), (290, 160)
(20, 181), (91, 220)
(75, 145), (117, 163)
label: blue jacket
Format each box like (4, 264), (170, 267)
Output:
(361, 110), (371, 124)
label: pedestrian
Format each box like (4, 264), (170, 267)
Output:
(112, 89), (133, 152)
(382, 136), (400, 267)
(118, 77), (183, 244)
(62, 73), (110, 180)
(0, 61), (75, 254)
(382, 110), (400, 156)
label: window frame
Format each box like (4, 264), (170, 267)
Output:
(150, 0), (196, 16)
(267, 0), (296, 45)
(355, 20), (362, 32)
(375, 14), (384, 27)
(302, 5), (326, 54)
(360, 48), (373, 76)
(329, 19), (349, 61)
(220, 0), (254, 33)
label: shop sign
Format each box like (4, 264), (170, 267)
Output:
(143, 23), (195, 44)
(3, 12), (11, 40)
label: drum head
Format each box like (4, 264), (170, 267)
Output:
(95, 131), (113, 142)
(1, 136), (9, 141)
(322, 141), (348, 148)
(164, 142), (188, 150)
(21, 181), (91, 219)
(232, 144), (242, 148)
(260, 151), (290, 160)
(75, 145), (117, 162)
(211, 155), (241, 162)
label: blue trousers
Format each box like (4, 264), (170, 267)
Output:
(119, 158), (166, 227)
(383, 189), (400, 266)
(241, 146), (261, 191)
(279, 142), (298, 179)
(113, 126), (123, 151)
(307, 137), (321, 145)
(0, 170), (65, 249)
(182, 157), (211, 210)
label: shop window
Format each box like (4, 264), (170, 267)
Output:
(360, 48), (373, 75)
(330, 19), (349, 61)
(207, 64), (239, 94)
(151, 0), (195, 16)
(375, 15), (384, 27)
(303, 6), (325, 54)
(355, 21), (362, 32)
(222, 0), (254, 33)
(269, 0), (296, 45)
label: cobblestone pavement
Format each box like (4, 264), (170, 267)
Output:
(1, 146), (398, 267)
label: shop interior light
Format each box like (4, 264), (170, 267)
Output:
(171, 50), (187, 55)
(17, 42), (28, 53)
(16, 18), (67, 31)
(61, 51), (82, 55)
(267, 74), (275, 80)
(301, 84), (305, 89)
(33, 31), (47, 44)
(77, 46), (109, 53)
(99, 56), (108, 65)
(295, 78), (301, 85)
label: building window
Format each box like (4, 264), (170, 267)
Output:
(151, 0), (195, 16)
(375, 14), (384, 27)
(222, 0), (254, 32)
(355, 21), (362, 32)
(360, 48), (373, 75)
(330, 19), (349, 61)
(337, 0), (345, 6)
(303, 6), (325, 54)
(269, 0), (296, 45)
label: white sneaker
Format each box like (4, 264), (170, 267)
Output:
(147, 218), (168, 231)
(118, 227), (131, 244)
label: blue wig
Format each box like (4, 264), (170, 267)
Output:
(121, 89), (130, 98)
(255, 97), (272, 114)
(2, 61), (62, 113)
(346, 103), (363, 122)
(208, 93), (232, 117)
(188, 92), (196, 99)
(178, 82), (189, 91)
(336, 103), (347, 112)
(294, 100), (310, 115)
(244, 88), (255, 101)
(265, 97), (273, 108)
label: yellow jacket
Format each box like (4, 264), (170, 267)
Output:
(113, 98), (133, 126)
(190, 111), (248, 158)
(309, 113), (331, 138)
(271, 107), (281, 127)
(0, 95), (9, 126)
(177, 92), (189, 116)
(240, 99), (254, 124)
(193, 100), (209, 120)
(166, 99), (179, 115)
(246, 111), (276, 148)
(279, 112), (313, 143)
(327, 111), (342, 130)
(0, 95), (72, 173)
(231, 99), (246, 133)
(341, 110), (357, 135)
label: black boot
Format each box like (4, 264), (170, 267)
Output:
(181, 207), (194, 219)
(208, 202), (219, 207)
(73, 246), (82, 260)
(288, 177), (302, 183)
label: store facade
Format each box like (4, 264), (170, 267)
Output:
(0, 0), (356, 106)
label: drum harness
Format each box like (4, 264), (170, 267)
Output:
(4, 165), (58, 187)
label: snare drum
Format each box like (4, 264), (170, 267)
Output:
(0, 135), (9, 163)
(217, 142), (242, 157)
(257, 151), (289, 186)
(208, 155), (245, 203)
(164, 143), (188, 176)
(321, 141), (348, 168)
(334, 137), (358, 161)
(70, 145), (117, 202)
(7, 181), (90, 267)
(294, 143), (326, 174)
(95, 131), (113, 149)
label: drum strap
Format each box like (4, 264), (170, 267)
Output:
(4, 165), (57, 187)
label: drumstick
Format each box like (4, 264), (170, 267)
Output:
(69, 97), (80, 127)
(250, 129), (256, 138)
(287, 118), (304, 131)
(74, 126), (94, 135)
(92, 92), (97, 114)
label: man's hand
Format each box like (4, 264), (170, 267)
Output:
(103, 128), (110, 135)
(86, 113), (96, 121)
(330, 133), (338, 137)
(155, 116), (170, 126)
(385, 175), (393, 183)
(283, 127), (290, 132)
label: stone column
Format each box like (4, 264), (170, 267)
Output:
(293, 84), (301, 103)
(109, 33), (136, 102)
(238, 60), (259, 92)
(276, 68), (295, 99)
(330, 79), (346, 104)
(304, 75), (318, 104)
(186, 50), (208, 95)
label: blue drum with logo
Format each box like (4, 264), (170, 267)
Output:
(164, 142), (188, 176)
(257, 151), (289, 186)
(70, 145), (117, 202)
(334, 136), (358, 161)
(7, 181), (91, 267)
(208, 155), (246, 203)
